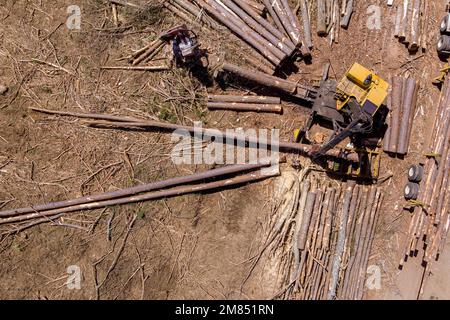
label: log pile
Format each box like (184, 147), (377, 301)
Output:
(0, 161), (279, 231)
(383, 76), (419, 156)
(191, 0), (307, 70)
(316, 0), (353, 43)
(393, 0), (429, 52)
(267, 171), (384, 300)
(400, 77), (450, 268)
(207, 94), (283, 113)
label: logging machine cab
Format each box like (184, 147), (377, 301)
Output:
(335, 63), (389, 116)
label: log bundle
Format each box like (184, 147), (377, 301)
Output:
(163, 0), (310, 71)
(207, 94), (283, 113)
(382, 76), (419, 156)
(393, 0), (429, 52)
(269, 172), (384, 300)
(400, 77), (450, 268)
(316, 0), (353, 43)
(0, 162), (280, 230)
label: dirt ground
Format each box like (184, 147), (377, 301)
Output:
(0, 0), (448, 300)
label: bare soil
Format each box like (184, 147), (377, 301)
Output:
(0, 0), (448, 300)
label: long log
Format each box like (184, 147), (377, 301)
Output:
(171, 0), (203, 19)
(0, 171), (279, 225)
(322, 188), (336, 250)
(100, 65), (169, 71)
(31, 107), (143, 122)
(208, 94), (281, 104)
(398, 0), (409, 40)
(394, 4), (402, 37)
(239, 102), (285, 114)
(409, 0), (421, 51)
(0, 159), (275, 218)
(317, 0), (327, 35)
(309, 189), (325, 253)
(383, 80), (393, 152)
(406, 81), (420, 152)
(88, 120), (359, 161)
(355, 189), (382, 299)
(299, 0), (313, 48)
(221, 61), (317, 102)
(327, 183), (354, 300)
(272, 0), (301, 45)
(207, 101), (283, 113)
(405, 0), (413, 44)
(292, 181), (311, 285)
(297, 192), (317, 250)
(246, 0), (265, 15)
(132, 38), (164, 66)
(223, 61), (295, 92)
(389, 77), (404, 153)
(341, 187), (368, 299)
(240, 53), (275, 74)
(397, 78), (418, 155)
(280, 0), (303, 45)
(338, 184), (361, 298)
(340, 0), (353, 29)
(32, 107), (360, 161)
(348, 187), (376, 299)
(420, 0), (429, 49)
(261, 0), (286, 35)
(434, 149), (450, 226)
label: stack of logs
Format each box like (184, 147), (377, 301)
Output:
(383, 76), (419, 156)
(124, 37), (167, 67)
(200, 0), (306, 68)
(207, 94), (283, 113)
(269, 172), (384, 300)
(166, 0), (309, 72)
(393, 0), (429, 52)
(400, 77), (450, 268)
(316, 0), (354, 43)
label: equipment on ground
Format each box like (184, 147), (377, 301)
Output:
(408, 164), (424, 183)
(329, 148), (382, 179)
(404, 182), (420, 200)
(160, 24), (207, 68)
(437, 5), (450, 55)
(296, 63), (389, 160)
(404, 163), (424, 200)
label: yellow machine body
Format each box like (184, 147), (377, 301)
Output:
(335, 63), (389, 115)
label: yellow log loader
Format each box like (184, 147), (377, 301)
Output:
(295, 63), (389, 160)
